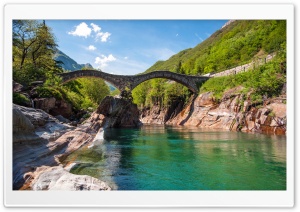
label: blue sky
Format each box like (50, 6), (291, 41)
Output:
(46, 20), (228, 75)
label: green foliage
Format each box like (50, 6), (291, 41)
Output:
(144, 20), (286, 75)
(13, 20), (62, 85)
(133, 20), (286, 109)
(110, 89), (120, 96)
(269, 111), (276, 117)
(62, 77), (110, 110)
(35, 72), (64, 99)
(13, 93), (31, 106)
(36, 86), (63, 99)
(12, 20), (110, 112)
(132, 79), (190, 108)
(200, 59), (286, 103)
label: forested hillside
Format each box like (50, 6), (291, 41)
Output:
(13, 20), (109, 111)
(132, 20), (286, 108)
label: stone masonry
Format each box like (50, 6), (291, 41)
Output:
(59, 70), (209, 93)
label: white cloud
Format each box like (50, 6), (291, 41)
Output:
(101, 32), (111, 42)
(90, 23), (101, 32)
(124, 56), (128, 60)
(88, 45), (96, 51)
(95, 54), (116, 68)
(68, 22), (111, 42)
(68, 22), (92, 38)
(96, 32), (111, 42)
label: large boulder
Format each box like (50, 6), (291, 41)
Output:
(30, 166), (111, 191)
(13, 104), (40, 144)
(95, 96), (142, 128)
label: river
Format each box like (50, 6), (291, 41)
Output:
(63, 125), (286, 190)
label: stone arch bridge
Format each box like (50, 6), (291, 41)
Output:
(58, 70), (210, 93)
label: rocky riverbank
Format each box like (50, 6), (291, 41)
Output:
(13, 96), (141, 190)
(141, 87), (286, 135)
(13, 89), (285, 190)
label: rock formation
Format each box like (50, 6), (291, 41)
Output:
(88, 96), (142, 130)
(142, 88), (286, 135)
(13, 95), (142, 190)
(13, 104), (110, 190)
(29, 166), (111, 191)
(33, 97), (73, 118)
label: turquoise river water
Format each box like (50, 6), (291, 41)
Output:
(64, 125), (286, 190)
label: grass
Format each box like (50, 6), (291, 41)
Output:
(200, 59), (286, 103)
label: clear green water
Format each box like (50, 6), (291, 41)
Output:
(64, 125), (286, 190)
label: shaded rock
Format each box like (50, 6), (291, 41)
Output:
(33, 97), (73, 118)
(13, 104), (40, 144)
(96, 96), (142, 128)
(13, 81), (24, 92)
(50, 99), (73, 118)
(30, 166), (111, 191)
(142, 97), (188, 125)
(55, 115), (70, 123)
(140, 104), (166, 124)
(34, 97), (56, 113)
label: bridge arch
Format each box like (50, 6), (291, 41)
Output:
(58, 70), (209, 93)
(58, 70), (131, 92)
(129, 71), (204, 93)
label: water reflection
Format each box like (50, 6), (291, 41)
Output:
(64, 125), (286, 190)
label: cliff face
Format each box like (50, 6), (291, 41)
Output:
(141, 89), (286, 135)
(140, 97), (185, 125)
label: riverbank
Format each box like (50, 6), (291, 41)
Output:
(13, 90), (286, 190)
(13, 95), (141, 190)
(141, 89), (286, 135)
(13, 104), (111, 190)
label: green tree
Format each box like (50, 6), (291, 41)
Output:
(13, 20), (61, 85)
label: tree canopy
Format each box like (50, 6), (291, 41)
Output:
(13, 20), (110, 111)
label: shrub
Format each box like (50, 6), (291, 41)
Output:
(13, 93), (31, 106)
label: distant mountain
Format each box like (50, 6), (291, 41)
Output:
(54, 49), (93, 71)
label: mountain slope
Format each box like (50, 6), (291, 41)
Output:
(132, 20), (286, 108)
(144, 20), (286, 75)
(54, 49), (93, 71)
